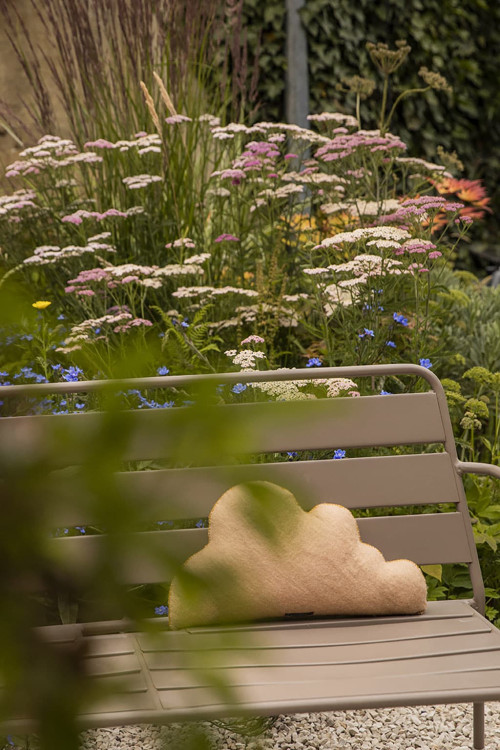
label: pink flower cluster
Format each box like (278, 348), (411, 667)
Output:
(0, 189), (37, 218)
(394, 239), (437, 256)
(214, 234), (240, 242)
(315, 130), (407, 162)
(62, 208), (128, 224)
(6, 136), (103, 177)
(84, 133), (161, 155)
(23, 239), (116, 266)
(122, 174), (162, 189)
(113, 317), (153, 333)
(378, 195), (464, 225)
(212, 139), (284, 185)
(165, 237), (196, 249)
(165, 114), (192, 124)
(65, 268), (113, 296)
(241, 334), (265, 344)
(234, 140), (280, 172)
(56, 308), (154, 352)
(308, 112), (358, 128)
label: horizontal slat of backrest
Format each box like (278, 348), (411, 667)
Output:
(50, 513), (473, 585)
(1, 393), (445, 465)
(118, 451), (460, 514)
(44, 453), (461, 526)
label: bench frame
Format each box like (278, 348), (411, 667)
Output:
(2, 363), (500, 749)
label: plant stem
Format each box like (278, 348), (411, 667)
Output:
(379, 74), (389, 132)
(384, 86), (431, 133)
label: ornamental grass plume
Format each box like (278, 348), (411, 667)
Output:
(153, 72), (177, 117)
(0, 0), (258, 144)
(140, 82), (162, 136)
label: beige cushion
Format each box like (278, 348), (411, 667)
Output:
(168, 481), (427, 629)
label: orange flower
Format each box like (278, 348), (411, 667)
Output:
(431, 177), (491, 211)
(428, 177), (492, 232)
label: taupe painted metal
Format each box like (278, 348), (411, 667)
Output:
(5, 602), (500, 735)
(0, 391), (446, 465)
(2, 364), (498, 749)
(50, 511), (472, 585)
(43, 452), (461, 526)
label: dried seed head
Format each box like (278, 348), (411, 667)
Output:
(419, 66), (453, 93)
(436, 145), (464, 173)
(140, 81), (162, 135)
(153, 72), (177, 117)
(366, 40), (411, 75)
(342, 75), (376, 99)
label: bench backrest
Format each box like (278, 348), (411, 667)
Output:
(0, 363), (484, 614)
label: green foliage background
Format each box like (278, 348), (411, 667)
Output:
(242, 0), (500, 250)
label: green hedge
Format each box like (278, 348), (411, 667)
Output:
(243, 0), (500, 246)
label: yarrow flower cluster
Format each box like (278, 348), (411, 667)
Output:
(61, 207), (143, 224)
(225, 348), (266, 371)
(0, 189), (37, 218)
(315, 129), (407, 163)
(56, 310), (153, 352)
(84, 132), (162, 155)
(307, 112), (359, 128)
(6, 135), (103, 177)
(122, 174), (162, 189)
(165, 237), (196, 250)
(23, 238), (117, 266)
(317, 226), (411, 248)
(241, 334), (265, 345)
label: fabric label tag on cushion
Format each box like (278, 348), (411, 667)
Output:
(168, 481), (427, 629)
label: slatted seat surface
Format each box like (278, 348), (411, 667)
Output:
(7, 600), (500, 731)
(3, 364), (500, 745)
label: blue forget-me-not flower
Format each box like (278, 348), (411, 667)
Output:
(393, 313), (409, 326)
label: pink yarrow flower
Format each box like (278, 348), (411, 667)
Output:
(84, 139), (115, 149)
(215, 234), (240, 243)
(241, 335), (265, 344)
(165, 114), (192, 124)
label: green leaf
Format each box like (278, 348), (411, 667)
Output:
(484, 588), (500, 600)
(421, 564), (442, 581)
(473, 530), (498, 551)
(57, 593), (79, 625)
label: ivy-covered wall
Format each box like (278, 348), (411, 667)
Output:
(243, 0), (500, 249)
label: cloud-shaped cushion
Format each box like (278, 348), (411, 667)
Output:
(168, 481), (427, 629)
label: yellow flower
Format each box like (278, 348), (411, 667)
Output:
(32, 300), (51, 310)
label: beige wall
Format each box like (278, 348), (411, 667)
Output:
(0, 1), (65, 176)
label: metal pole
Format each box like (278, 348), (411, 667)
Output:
(285, 0), (309, 128)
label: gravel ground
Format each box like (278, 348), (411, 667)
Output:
(80, 703), (500, 750)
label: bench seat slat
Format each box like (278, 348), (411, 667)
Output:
(140, 616), (489, 654)
(50, 512), (472, 585)
(148, 648), (500, 690)
(152, 667), (500, 715)
(1, 392), (446, 464)
(145, 632), (499, 678)
(7, 602), (500, 731)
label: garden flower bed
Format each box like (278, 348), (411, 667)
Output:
(1, 27), (500, 749)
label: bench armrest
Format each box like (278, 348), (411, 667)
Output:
(457, 461), (500, 480)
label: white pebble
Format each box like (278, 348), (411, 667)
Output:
(71, 703), (500, 750)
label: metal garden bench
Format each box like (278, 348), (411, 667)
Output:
(2, 363), (500, 749)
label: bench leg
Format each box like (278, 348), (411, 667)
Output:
(473, 702), (484, 749)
